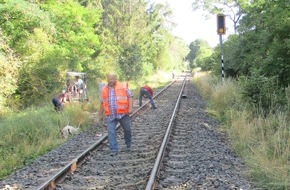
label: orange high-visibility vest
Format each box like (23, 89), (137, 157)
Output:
(101, 82), (129, 116)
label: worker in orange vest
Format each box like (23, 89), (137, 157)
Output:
(99, 73), (133, 156)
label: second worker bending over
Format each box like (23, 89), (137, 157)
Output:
(139, 85), (157, 109)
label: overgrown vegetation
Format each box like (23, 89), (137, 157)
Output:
(194, 73), (290, 189)
(1, 0), (289, 188)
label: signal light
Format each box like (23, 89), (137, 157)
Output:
(217, 14), (226, 35)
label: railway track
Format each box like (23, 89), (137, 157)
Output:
(54, 76), (186, 190)
(0, 73), (254, 190)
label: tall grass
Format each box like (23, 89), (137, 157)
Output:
(194, 72), (290, 189)
(0, 106), (61, 178)
(0, 102), (92, 179)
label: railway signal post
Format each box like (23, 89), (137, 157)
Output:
(217, 14), (226, 82)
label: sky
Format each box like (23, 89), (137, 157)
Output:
(149, 0), (231, 47)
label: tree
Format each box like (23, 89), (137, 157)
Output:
(96, 0), (177, 79)
(191, 0), (248, 34)
(0, 30), (21, 114)
(118, 44), (143, 80)
(237, 0), (290, 88)
(0, 0), (102, 106)
(186, 39), (212, 70)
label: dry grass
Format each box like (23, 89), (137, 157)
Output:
(193, 71), (214, 100)
(193, 72), (290, 189)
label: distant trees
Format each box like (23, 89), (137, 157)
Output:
(186, 39), (213, 71)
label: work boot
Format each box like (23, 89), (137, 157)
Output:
(126, 145), (131, 152)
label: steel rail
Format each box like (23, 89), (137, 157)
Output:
(35, 80), (176, 190)
(145, 77), (187, 190)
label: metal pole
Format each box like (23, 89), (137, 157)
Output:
(219, 34), (224, 82)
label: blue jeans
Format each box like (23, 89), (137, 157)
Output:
(106, 114), (132, 152)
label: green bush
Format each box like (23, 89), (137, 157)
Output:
(239, 74), (285, 114)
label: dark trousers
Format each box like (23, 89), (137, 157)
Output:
(139, 88), (157, 108)
(52, 98), (63, 111)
